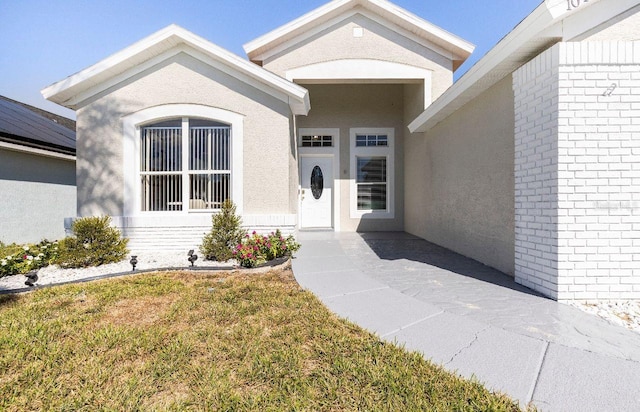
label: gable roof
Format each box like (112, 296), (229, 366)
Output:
(244, 0), (475, 71)
(42, 25), (310, 115)
(409, 0), (635, 133)
(0, 95), (76, 156)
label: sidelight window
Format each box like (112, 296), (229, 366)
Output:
(350, 128), (394, 219)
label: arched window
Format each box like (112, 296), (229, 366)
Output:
(140, 118), (231, 212)
(123, 104), (244, 216)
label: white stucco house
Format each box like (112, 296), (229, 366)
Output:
(43, 0), (640, 301)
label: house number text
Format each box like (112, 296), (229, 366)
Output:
(567, 0), (589, 11)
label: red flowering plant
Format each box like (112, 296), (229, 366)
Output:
(233, 241), (262, 268)
(232, 230), (301, 268)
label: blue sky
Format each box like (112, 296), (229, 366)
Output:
(0, 0), (541, 118)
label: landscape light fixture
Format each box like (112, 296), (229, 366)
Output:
(24, 272), (38, 287)
(130, 255), (138, 271)
(188, 250), (198, 267)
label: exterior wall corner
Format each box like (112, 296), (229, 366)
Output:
(514, 41), (640, 301)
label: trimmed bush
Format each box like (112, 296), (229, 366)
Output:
(200, 199), (246, 262)
(55, 216), (129, 268)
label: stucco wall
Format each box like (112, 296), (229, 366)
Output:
(0, 148), (76, 243)
(262, 12), (453, 101)
(405, 76), (515, 275)
(296, 83), (405, 231)
(288, 113), (300, 217)
(76, 51), (294, 218)
(583, 6), (640, 41)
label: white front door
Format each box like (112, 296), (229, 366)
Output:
(300, 156), (333, 228)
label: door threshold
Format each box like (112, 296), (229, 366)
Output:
(299, 228), (334, 232)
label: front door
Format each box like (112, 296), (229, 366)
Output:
(300, 156), (333, 228)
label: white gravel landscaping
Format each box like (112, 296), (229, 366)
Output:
(0, 251), (233, 292)
(1, 253), (639, 336)
(567, 300), (640, 334)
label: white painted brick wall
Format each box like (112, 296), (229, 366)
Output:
(67, 214), (297, 252)
(514, 41), (640, 301)
(514, 44), (561, 299)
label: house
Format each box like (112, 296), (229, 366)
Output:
(43, 0), (639, 301)
(0, 95), (76, 244)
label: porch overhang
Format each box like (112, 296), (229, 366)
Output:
(286, 59), (433, 110)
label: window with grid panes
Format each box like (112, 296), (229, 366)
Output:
(140, 118), (231, 212)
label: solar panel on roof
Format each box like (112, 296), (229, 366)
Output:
(0, 97), (75, 153)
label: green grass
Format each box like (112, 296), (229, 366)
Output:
(0, 268), (530, 411)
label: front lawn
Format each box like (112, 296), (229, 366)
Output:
(0, 268), (527, 411)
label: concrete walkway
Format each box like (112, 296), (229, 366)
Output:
(291, 231), (640, 411)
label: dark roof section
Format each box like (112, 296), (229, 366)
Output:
(0, 95), (76, 156)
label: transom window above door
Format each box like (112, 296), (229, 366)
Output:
(355, 134), (388, 147)
(301, 135), (333, 147)
(140, 118), (231, 212)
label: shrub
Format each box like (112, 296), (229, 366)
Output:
(234, 230), (301, 268)
(200, 200), (246, 262)
(55, 216), (129, 268)
(0, 240), (59, 278)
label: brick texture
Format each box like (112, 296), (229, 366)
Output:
(514, 41), (640, 301)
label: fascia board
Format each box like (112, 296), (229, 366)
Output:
(42, 24), (183, 101)
(290, 92), (312, 116)
(42, 25), (309, 115)
(365, 0), (474, 57)
(0, 140), (76, 161)
(243, 0), (352, 56)
(61, 47), (186, 109)
(63, 44), (309, 115)
(177, 29), (310, 113)
(361, 9), (467, 60)
(408, 0), (607, 133)
(244, 0), (474, 62)
(249, 8), (460, 65)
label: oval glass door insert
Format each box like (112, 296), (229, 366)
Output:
(311, 166), (324, 199)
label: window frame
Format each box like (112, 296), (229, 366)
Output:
(301, 134), (334, 147)
(123, 104), (244, 217)
(349, 128), (394, 219)
(139, 118), (232, 213)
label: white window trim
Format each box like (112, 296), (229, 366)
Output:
(298, 128), (340, 231)
(123, 104), (244, 216)
(350, 127), (394, 219)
